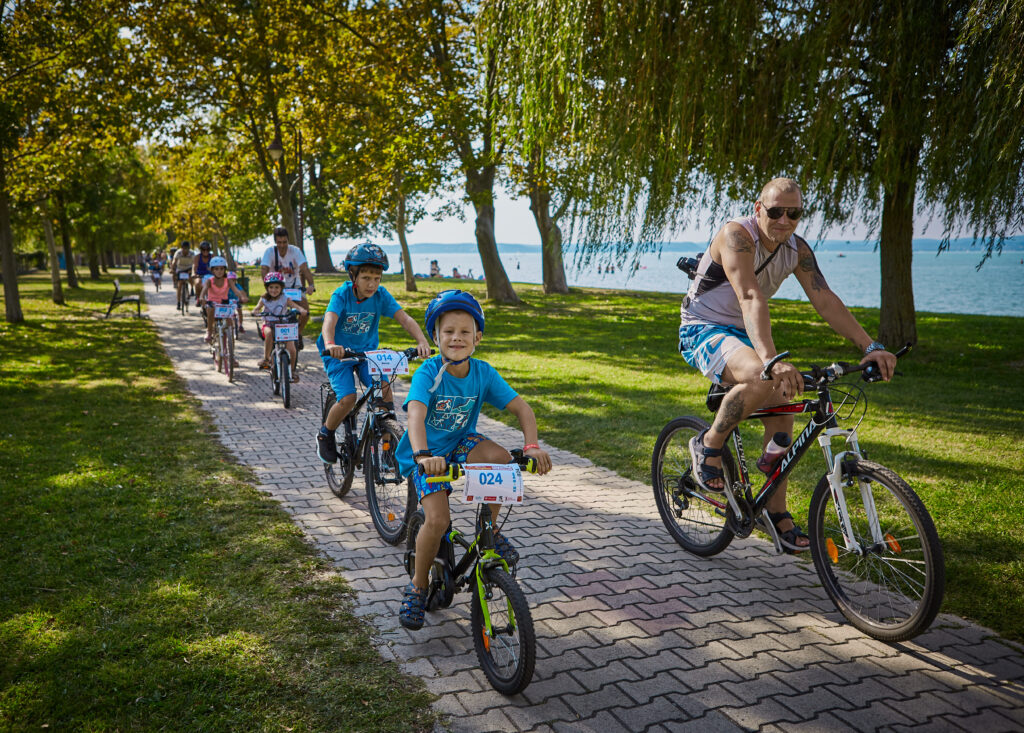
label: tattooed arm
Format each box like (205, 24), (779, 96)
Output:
(794, 237), (874, 351)
(715, 223), (778, 362)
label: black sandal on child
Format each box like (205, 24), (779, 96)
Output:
(688, 428), (726, 493)
(767, 510), (810, 555)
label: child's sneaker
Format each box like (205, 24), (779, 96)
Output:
(493, 532), (520, 566)
(399, 582), (428, 630)
(316, 426), (338, 464)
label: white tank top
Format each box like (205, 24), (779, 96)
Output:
(680, 214), (800, 330)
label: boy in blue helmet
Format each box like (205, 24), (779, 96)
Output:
(316, 242), (431, 463)
(395, 289), (552, 631)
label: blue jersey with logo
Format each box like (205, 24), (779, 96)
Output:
(396, 356), (518, 476)
(315, 281), (401, 353)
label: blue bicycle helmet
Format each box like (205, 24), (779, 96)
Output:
(343, 242), (389, 275)
(210, 256), (228, 268)
(424, 289), (485, 344)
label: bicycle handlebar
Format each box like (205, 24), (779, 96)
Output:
(318, 346), (432, 361)
(761, 343), (913, 385)
(421, 449), (539, 483)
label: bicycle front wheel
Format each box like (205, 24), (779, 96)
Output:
(222, 327), (234, 382)
(279, 350), (291, 408)
(365, 417), (412, 544)
(652, 416), (736, 557)
(471, 566), (536, 695)
(808, 459), (945, 642)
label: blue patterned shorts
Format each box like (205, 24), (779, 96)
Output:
(410, 432), (489, 501)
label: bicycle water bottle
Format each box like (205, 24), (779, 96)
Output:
(756, 432), (792, 473)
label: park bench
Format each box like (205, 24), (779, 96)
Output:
(105, 279), (141, 319)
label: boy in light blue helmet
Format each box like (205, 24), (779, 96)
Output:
(395, 289), (552, 631)
(316, 242), (431, 463)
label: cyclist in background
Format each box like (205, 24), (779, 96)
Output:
(147, 249), (165, 292)
(200, 256), (248, 346)
(252, 271), (306, 376)
(260, 226), (316, 336)
(169, 241), (195, 311)
(193, 241), (214, 307)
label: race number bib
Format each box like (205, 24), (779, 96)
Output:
(213, 304), (235, 319)
(461, 464), (524, 504)
(274, 323), (299, 342)
(283, 288), (303, 301)
(364, 350), (409, 377)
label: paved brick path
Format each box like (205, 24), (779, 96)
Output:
(145, 281), (1024, 732)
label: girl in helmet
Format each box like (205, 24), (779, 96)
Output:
(200, 256), (249, 346)
(252, 271), (307, 374)
(316, 242), (431, 464)
(393, 289), (552, 631)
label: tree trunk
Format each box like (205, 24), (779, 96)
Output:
(87, 241), (101, 280)
(312, 234), (335, 274)
(878, 181), (918, 347)
(396, 192), (416, 292)
(307, 164), (337, 273)
(0, 155), (24, 323)
(467, 167), (519, 304)
(42, 212), (65, 305)
(528, 181), (569, 294)
(57, 196), (78, 288)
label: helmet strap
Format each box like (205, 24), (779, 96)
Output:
(427, 326), (476, 394)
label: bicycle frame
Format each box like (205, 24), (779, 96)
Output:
(710, 379), (872, 556)
(330, 350), (412, 467)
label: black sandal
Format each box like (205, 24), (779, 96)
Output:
(767, 510), (810, 555)
(688, 429), (726, 493)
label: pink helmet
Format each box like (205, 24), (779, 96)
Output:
(263, 271), (285, 285)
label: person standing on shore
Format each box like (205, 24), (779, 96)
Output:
(678, 177), (897, 552)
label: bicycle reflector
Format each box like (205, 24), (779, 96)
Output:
(826, 538), (839, 564)
(885, 533), (902, 553)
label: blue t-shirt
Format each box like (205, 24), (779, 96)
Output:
(315, 281), (401, 353)
(396, 356), (518, 476)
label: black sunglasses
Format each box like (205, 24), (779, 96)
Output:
(760, 203), (804, 220)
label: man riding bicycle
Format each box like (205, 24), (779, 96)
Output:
(678, 177), (897, 553)
(169, 241), (195, 310)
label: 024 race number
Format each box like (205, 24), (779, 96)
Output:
(461, 464), (524, 504)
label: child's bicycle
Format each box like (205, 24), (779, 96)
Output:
(262, 310), (301, 408)
(404, 450), (538, 694)
(208, 300), (238, 382)
(319, 346), (429, 543)
(652, 345), (945, 642)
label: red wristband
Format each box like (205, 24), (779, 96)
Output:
(523, 443), (539, 451)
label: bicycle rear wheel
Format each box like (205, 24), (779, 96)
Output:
(322, 394), (355, 499)
(365, 417), (412, 544)
(808, 459), (945, 642)
(404, 509), (454, 611)
(471, 566), (536, 695)
(279, 349), (291, 408)
(652, 416), (736, 557)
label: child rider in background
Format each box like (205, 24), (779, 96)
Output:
(394, 289), (552, 631)
(252, 271), (306, 378)
(316, 242), (431, 464)
(200, 256), (248, 346)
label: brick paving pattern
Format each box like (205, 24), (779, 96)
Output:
(145, 281), (1024, 732)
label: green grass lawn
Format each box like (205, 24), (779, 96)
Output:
(0, 274), (436, 731)
(367, 273), (1024, 644)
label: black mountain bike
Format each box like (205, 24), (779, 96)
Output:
(404, 450), (538, 694)
(319, 346), (427, 543)
(652, 345), (945, 642)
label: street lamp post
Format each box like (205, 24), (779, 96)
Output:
(267, 127), (304, 250)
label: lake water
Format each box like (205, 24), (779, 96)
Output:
(382, 247), (1024, 318)
(239, 242), (1024, 317)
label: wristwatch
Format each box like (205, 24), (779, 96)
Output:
(863, 341), (886, 356)
(413, 450), (433, 460)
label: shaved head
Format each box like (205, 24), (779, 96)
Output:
(759, 178), (802, 204)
